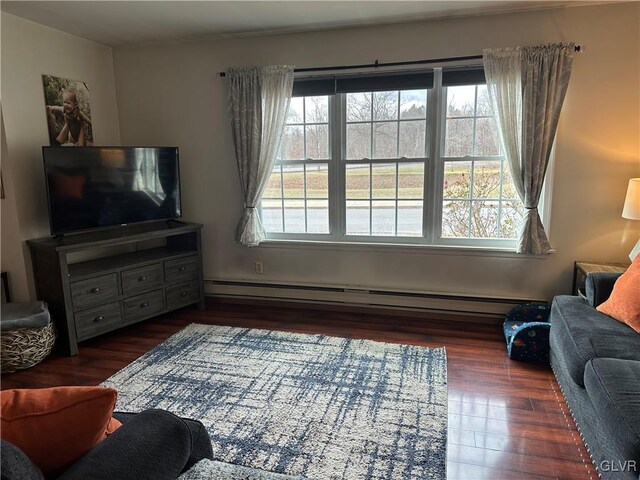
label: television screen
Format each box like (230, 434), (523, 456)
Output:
(43, 146), (181, 235)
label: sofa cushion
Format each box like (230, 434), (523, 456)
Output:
(584, 358), (640, 471)
(0, 387), (122, 478)
(550, 296), (640, 387)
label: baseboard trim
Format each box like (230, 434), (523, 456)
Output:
(205, 279), (543, 319)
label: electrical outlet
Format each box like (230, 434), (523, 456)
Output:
(255, 261), (264, 274)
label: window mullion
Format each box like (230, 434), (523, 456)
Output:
(369, 163), (373, 235)
(395, 162), (399, 236)
(279, 164), (285, 232)
(425, 69), (443, 245)
(330, 94), (344, 240)
(303, 164), (308, 233)
(469, 162), (475, 238)
(472, 85), (478, 156)
(302, 99), (307, 159)
(395, 93), (400, 237)
(396, 91), (401, 158)
(370, 93), (374, 158)
(497, 160), (505, 238)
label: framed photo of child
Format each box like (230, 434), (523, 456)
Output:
(42, 75), (93, 146)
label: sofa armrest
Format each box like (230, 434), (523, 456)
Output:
(585, 272), (622, 307)
(57, 409), (193, 480)
(113, 412), (213, 471)
(0, 440), (44, 480)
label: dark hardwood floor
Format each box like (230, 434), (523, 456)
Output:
(1, 298), (596, 480)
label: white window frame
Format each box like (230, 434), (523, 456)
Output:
(434, 75), (521, 249)
(261, 96), (334, 240)
(262, 68), (553, 250)
(340, 90), (429, 242)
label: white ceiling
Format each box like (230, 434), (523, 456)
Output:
(1, 1), (608, 47)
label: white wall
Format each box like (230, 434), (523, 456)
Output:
(1, 110), (29, 301)
(111, 2), (640, 302)
(1, 13), (121, 298)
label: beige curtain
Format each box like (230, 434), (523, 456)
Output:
(483, 43), (575, 254)
(228, 66), (294, 246)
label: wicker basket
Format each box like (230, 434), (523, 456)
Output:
(1, 322), (56, 373)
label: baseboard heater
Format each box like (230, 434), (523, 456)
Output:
(205, 279), (543, 318)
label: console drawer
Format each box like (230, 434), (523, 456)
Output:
(166, 281), (200, 310)
(75, 301), (122, 340)
(121, 263), (164, 295)
(71, 274), (119, 310)
(123, 289), (164, 322)
(165, 256), (199, 284)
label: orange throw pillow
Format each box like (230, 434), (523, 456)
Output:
(597, 256), (640, 333)
(0, 386), (122, 478)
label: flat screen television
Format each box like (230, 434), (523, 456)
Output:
(43, 146), (181, 235)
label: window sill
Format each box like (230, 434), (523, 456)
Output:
(258, 238), (555, 259)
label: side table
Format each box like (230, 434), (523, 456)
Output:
(573, 261), (628, 297)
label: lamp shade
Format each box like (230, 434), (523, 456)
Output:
(622, 178), (640, 220)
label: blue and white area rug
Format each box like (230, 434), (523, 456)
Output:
(102, 324), (447, 480)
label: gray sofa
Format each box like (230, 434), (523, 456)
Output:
(550, 272), (640, 480)
(1, 409), (214, 480)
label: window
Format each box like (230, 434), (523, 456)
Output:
(345, 90), (427, 237)
(261, 68), (530, 248)
(262, 96), (331, 234)
(441, 85), (524, 242)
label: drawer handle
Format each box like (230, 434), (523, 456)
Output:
(90, 287), (101, 293)
(93, 315), (104, 323)
(180, 291), (188, 296)
(138, 276), (147, 281)
(140, 301), (149, 308)
(178, 266), (186, 272)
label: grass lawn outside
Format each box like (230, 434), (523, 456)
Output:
(264, 162), (506, 200)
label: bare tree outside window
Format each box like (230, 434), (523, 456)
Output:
(442, 85), (523, 239)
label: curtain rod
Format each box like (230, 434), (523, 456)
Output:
(218, 45), (582, 78)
